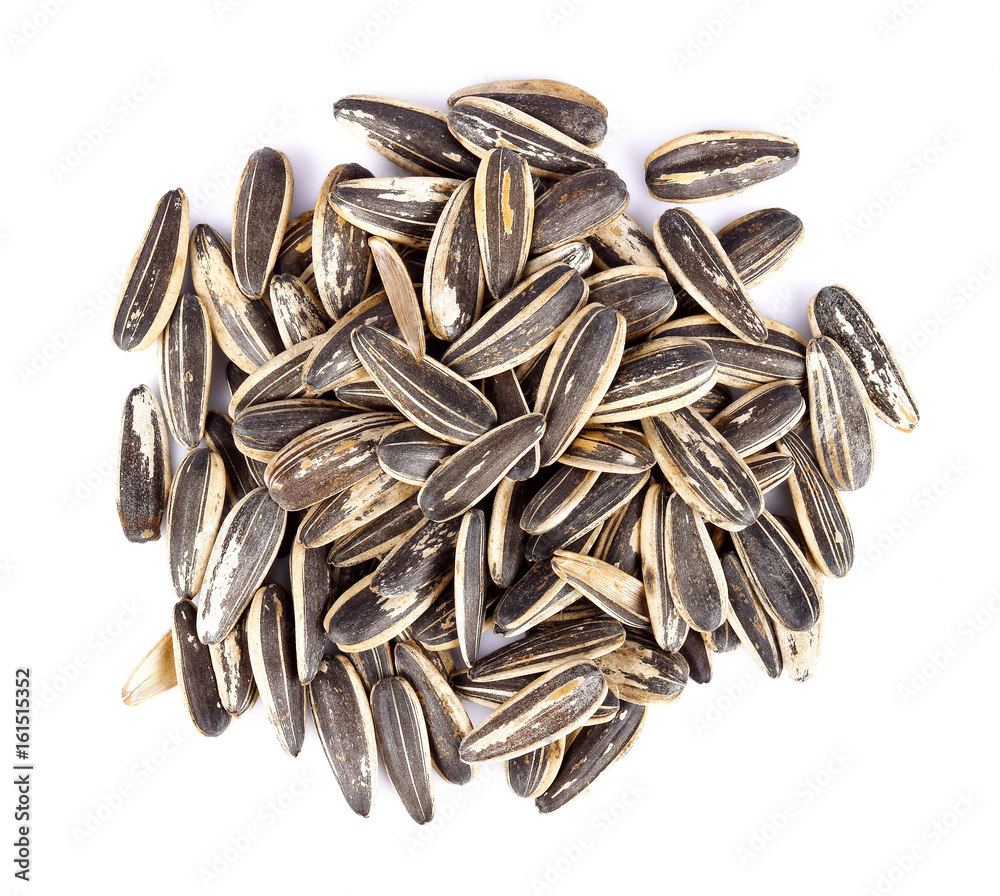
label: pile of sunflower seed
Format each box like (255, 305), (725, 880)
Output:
(115, 79), (919, 822)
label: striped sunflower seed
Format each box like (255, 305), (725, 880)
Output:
(335, 376), (397, 411)
(474, 147), (534, 299)
(680, 630), (713, 684)
(483, 370), (540, 480)
(172, 599), (232, 737)
(507, 739), (565, 799)
(522, 466), (601, 535)
(348, 642), (395, 694)
(290, 522), (334, 684)
(116, 385), (171, 543)
(663, 492), (727, 632)
(111, 189), (189, 352)
(327, 495), (424, 567)
(523, 241), (593, 278)
(639, 484), (689, 652)
(594, 490), (645, 579)
(204, 410), (263, 503)
(269, 273), (331, 349)
(228, 335), (324, 418)
(559, 427), (655, 474)
(158, 293), (212, 449)
(593, 630), (689, 705)
(773, 605), (824, 683)
(454, 510), (487, 667)
(377, 423), (453, 485)
(645, 130), (799, 202)
(704, 619), (740, 653)
(584, 265), (676, 341)
(369, 236), (426, 359)
(232, 399), (349, 463)
(208, 607), (257, 717)
(122, 630), (176, 706)
(710, 380), (806, 457)
(530, 168), (629, 254)
(487, 476), (530, 587)
(551, 551), (650, 629)
(747, 452), (797, 493)
(720, 551), (782, 678)
(587, 212), (661, 271)
(373, 516), (462, 598)
(717, 207), (804, 288)
(274, 207), (313, 278)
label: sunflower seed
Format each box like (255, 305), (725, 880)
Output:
(455, 510), (487, 667)
(809, 284), (918, 432)
(348, 642), (395, 694)
(474, 147), (534, 299)
(395, 641), (476, 785)
(204, 410), (263, 503)
(558, 427), (655, 474)
(422, 178), (485, 342)
(731, 509), (821, 632)
(807, 336), (878, 491)
(773, 608), (824, 683)
(488, 477), (531, 588)
(157, 294), (212, 449)
(373, 516), (463, 598)
(408, 583), (491, 652)
(336, 376), (398, 411)
(584, 266), (676, 341)
(590, 335), (718, 424)
(691, 383), (734, 418)
(269, 274), (331, 349)
(639, 484), (690, 653)
(112, 189), (189, 352)
(225, 361), (249, 399)
(371, 676), (435, 823)
(352, 326), (496, 444)
(747, 452), (796, 493)
(330, 176), (461, 249)
(309, 655), (378, 817)
(717, 207), (804, 288)
(654, 208), (767, 344)
(776, 431), (855, 578)
(164, 448), (227, 599)
(507, 738), (565, 799)
(460, 660), (607, 763)
(190, 224), (283, 373)
(680, 630), (713, 684)
(263, 411), (399, 511)
(274, 207), (313, 278)
(535, 699), (646, 813)
(720, 551), (782, 678)
(232, 399), (349, 462)
(228, 335), (324, 418)
(663, 492), (727, 632)
(290, 522), (334, 684)
(551, 551), (650, 629)
(594, 630), (689, 705)
(377, 423), (452, 485)
(208, 607), (257, 717)
(522, 466), (601, 535)
(645, 130), (799, 202)
(449, 79), (608, 147)
(704, 620), (740, 653)
(122, 630), (176, 706)
(587, 212), (661, 270)
(328, 495), (424, 567)
(523, 241), (593, 278)
(477, 371), (537, 480)
(369, 236), (426, 358)
(172, 599), (232, 737)
(419, 414), (546, 521)
(232, 147), (293, 299)
(531, 170), (629, 256)
(448, 97), (606, 179)
(450, 670), (536, 708)
(117, 385), (171, 543)
(710, 381), (806, 457)
(594, 489), (645, 578)
(197, 487), (287, 644)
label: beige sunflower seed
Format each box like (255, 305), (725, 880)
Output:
(274, 207), (313, 278)
(232, 147), (293, 299)
(663, 491), (727, 632)
(269, 273), (331, 349)
(309, 655), (378, 817)
(654, 208), (767, 344)
(373, 516), (463, 598)
(263, 411), (399, 511)
(587, 212), (661, 271)
(232, 398), (349, 463)
(773, 606), (824, 683)
(536, 699), (646, 813)
(371, 676), (435, 824)
(522, 466), (601, 535)
(116, 385), (171, 543)
(488, 477), (531, 588)
(122, 630), (176, 706)
(441, 263), (585, 380)
(558, 427), (655, 474)
(327, 495), (424, 567)
(190, 224), (283, 373)
(809, 284), (919, 432)
(807, 336), (878, 491)
(639, 484), (690, 653)
(747, 452), (796, 493)
(717, 207), (804, 288)
(551, 551), (650, 629)
(377, 423), (453, 485)
(369, 236), (426, 358)
(312, 163), (375, 319)
(589, 335), (717, 424)
(164, 448), (227, 599)
(290, 520), (334, 684)
(534, 305), (626, 466)
(645, 130), (799, 202)
(301, 291), (401, 395)
(208, 606), (257, 717)
(172, 599), (233, 738)
(204, 410), (263, 503)
(732, 509), (822, 632)
(584, 266), (676, 341)
(710, 381), (806, 457)
(228, 334), (325, 419)
(523, 241), (593, 278)
(348, 642), (395, 694)
(422, 178), (485, 342)
(157, 293), (212, 449)
(334, 95), (479, 178)
(449, 79), (608, 147)
(460, 660), (607, 764)
(395, 641), (476, 785)
(197, 487), (287, 644)
(418, 414), (546, 521)
(594, 630), (689, 705)
(720, 551), (782, 678)
(112, 188), (189, 352)
(653, 314), (808, 389)
(474, 147), (534, 299)
(329, 176), (461, 249)
(455, 510), (487, 667)
(531, 168), (629, 254)
(642, 408), (763, 531)
(507, 738), (565, 799)
(352, 326), (496, 445)
(776, 431), (855, 578)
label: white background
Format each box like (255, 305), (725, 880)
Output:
(2, 0), (997, 894)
